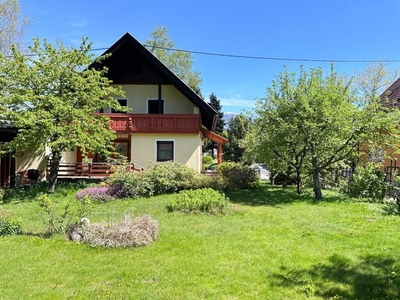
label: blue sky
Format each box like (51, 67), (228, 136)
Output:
(19, 0), (400, 113)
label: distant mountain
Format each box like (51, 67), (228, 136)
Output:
(222, 112), (237, 125)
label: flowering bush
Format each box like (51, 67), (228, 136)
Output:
(75, 186), (113, 202)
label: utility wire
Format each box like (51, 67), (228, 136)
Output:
(10, 45), (400, 64)
(140, 45), (400, 63)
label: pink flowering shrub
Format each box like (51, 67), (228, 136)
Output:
(75, 186), (113, 202)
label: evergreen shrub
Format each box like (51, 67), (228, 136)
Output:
(218, 162), (259, 189)
(167, 188), (230, 214)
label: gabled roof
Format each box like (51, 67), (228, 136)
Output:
(380, 77), (400, 108)
(90, 32), (218, 131)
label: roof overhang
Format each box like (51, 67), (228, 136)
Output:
(201, 128), (228, 145)
(89, 32), (218, 131)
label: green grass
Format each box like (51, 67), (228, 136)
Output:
(1, 183), (400, 299)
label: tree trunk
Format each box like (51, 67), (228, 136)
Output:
(296, 168), (302, 194)
(312, 168), (323, 200)
(311, 156), (323, 199)
(48, 150), (61, 193)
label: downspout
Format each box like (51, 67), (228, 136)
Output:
(158, 78), (163, 114)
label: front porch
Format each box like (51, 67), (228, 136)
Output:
(45, 161), (142, 179)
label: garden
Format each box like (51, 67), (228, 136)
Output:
(1, 162), (400, 299)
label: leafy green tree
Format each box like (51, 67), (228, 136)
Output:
(145, 26), (202, 94)
(0, 38), (125, 192)
(247, 65), (400, 199)
(0, 0), (30, 55)
(224, 114), (250, 163)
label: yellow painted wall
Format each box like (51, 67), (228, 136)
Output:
(62, 150), (77, 164)
(130, 133), (202, 172)
(16, 149), (47, 172)
(111, 84), (198, 114)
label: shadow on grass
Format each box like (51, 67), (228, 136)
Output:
(225, 183), (350, 207)
(3, 181), (88, 204)
(271, 254), (400, 299)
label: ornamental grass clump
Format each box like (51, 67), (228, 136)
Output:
(167, 188), (230, 215)
(0, 210), (23, 236)
(75, 186), (113, 202)
(69, 214), (159, 248)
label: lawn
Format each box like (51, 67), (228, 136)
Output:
(1, 183), (400, 299)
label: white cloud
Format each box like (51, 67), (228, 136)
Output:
(68, 19), (88, 29)
(220, 97), (256, 108)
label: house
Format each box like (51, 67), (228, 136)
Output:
(0, 32), (227, 186)
(374, 77), (400, 180)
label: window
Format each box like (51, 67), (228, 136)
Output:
(148, 99), (164, 114)
(111, 99), (128, 113)
(156, 141), (174, 162)
(369, 148), (384, 162)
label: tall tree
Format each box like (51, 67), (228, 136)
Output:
(208, 93), (225, 135)
(0, 0), (30, 55)
(354, 61), (400, 104)
(224, 114), (250, 163)
(247, 65), (400, 199)
(0, 38), (125, 192)
(145, 26), (202, 95)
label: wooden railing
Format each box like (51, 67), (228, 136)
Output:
(98, 113), (201, 134)
(46, 162), (142, 179)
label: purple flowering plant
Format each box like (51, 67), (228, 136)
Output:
(75, 186), (113, 202)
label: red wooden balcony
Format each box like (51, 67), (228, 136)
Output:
(98, 113), (201, 134)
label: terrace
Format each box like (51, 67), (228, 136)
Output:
(101, 113), (201, 134)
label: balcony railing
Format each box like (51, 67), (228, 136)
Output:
(98, 113), (201, 134)
(45, 162), (142, 179)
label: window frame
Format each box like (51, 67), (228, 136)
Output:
(155, 140), (175, 162)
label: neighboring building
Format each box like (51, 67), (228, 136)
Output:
(374, 78), (400, 178)
(0, 32), (227, 186)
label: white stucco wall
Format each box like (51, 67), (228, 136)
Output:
(111, 84), (198, 114)
(130, 133), (202, 172)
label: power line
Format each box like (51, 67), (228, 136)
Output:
(141, 45), (400, 63)
(10, 45), (400, 64)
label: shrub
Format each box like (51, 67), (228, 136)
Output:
(145, 161), (197, 194)
(107, 169), (154, 199)
(167, 188), (230, 214)
(189, 174), (227, 190)
(38, 194), (94, 236)
(349, 163), (386, 201)
(75, 186), (113, 202)
(69, 214), (159, 248)
(202, 155), (214, 168)
(218, 162), (259, 190)
(0, 210), (23, 236)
